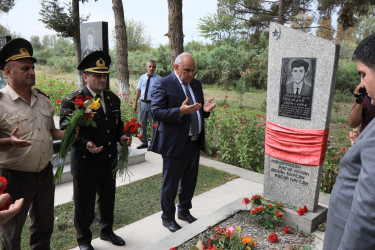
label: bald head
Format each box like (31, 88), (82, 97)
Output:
(174, 53), (195, 84)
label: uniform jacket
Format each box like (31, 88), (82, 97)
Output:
(150, 73), (209, 158)
(324, 117), (375, 250)
(60, 86), (124, 178)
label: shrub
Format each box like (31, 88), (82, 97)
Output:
(35, 73), (79, 116)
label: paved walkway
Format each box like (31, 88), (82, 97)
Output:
(54, 139), (327, 250)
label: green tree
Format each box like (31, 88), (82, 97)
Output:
(39, 0), (92, 87)
(198, 5), (245, 45)
(0, 0), (15, 13)
(354, 6), (375, 42)
(124, 19), (152, 51)
(30, 36), (44, 51)
(318, 0), (375, 30)
(315, 17), (334, 40)
(0, 23), (11, 36)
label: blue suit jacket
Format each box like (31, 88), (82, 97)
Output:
(150, 73), (209, 158)
(324, 117), (375, 249)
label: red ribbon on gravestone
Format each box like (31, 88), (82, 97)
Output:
(265, 121), (329, 166)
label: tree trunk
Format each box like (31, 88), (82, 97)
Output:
(278, 0), (285, 25)
(72, 0), (83, 88)
(166, 0), (184, 71)
(112, 0), (130, 98)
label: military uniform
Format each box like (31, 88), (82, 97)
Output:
(60, 51), (125, 247)
(0, 38), (55, 249)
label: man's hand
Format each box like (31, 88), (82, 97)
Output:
(180, 97), (202, 115)
(350, 129), (360, 145)
(86, 141), (103, 153)
(0, 194), (24, 225)
(10, 127), (32, 147)
(203, 98), (216, 112)
(132, 102), (138, 112)
(354, 82), (366, 96)
(121, 135), (132, 146)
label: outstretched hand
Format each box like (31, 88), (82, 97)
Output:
(10, 127), (32, 147)
(180, 97), (202, 115)
(203, 98), (216, 112)
(0, 194), (24, 225)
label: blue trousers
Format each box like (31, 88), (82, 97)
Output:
(139, 101), (154, 144)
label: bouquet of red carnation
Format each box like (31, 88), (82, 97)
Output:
(55, 95), (101, 183)
(113, 118), (142, 179)
(0, 177), (11, 211)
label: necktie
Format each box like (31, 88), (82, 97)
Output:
(144, 75), (152, 101)
(184, 84), (199, 136)
(296, 88), (299, 95)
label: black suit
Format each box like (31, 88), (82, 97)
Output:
(60, 86), (124, 245)
(151, 73), (209, 220)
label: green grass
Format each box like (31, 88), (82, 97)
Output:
(17, 165), (238, 249)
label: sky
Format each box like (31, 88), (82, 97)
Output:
(0, 0), (218, 48)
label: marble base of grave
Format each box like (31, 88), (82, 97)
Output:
(283, 205), (327, 234)
(263, 155), (323, 212)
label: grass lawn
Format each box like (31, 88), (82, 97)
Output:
(16, 165), (238, 249)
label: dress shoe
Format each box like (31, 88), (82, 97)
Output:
(137, 143), (148, 149)
(100, 232), (126, 246)
(147, 146), (151, 151)
(178, 213), (197, 223)
(162, 218), (181, 232)
(79, 243), (94, 250)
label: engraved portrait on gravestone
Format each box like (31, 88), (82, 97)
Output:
(278, 58), (316, 120)
(81, 27), (102, 58)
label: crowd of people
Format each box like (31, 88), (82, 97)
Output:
(0, 38), (215, 249)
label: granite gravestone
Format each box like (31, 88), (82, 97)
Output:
(263, 22), (340, 233)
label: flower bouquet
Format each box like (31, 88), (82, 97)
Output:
(55, 95), (101, 183)
(112, 118), (142, 179)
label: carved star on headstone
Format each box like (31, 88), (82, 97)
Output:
(272, 28), (281, 40)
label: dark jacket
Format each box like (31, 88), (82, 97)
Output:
(150, 73), (209, 158)
(60, 86), (124, 178)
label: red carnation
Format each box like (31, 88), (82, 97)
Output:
(268, 233), (278, 243)
(0, 177), (8, 193)
(276, 210), (284, 218)
(256, 205), (263, 212)
(284, 225), (290, 234)
(303, 205), (308, 213)
(56, 99), (62, 104)
(298, 207), (304, 216)
(250, 207), (257, 214)
(242, 198), (251, 205)
(0, 194), (11, 211)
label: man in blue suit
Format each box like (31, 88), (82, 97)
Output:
(151, 52), (216, 232)
(324, 33), (375, 249)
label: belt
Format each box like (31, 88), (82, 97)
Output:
(141, 100), (151, 103)
(189, 135), (198, 141)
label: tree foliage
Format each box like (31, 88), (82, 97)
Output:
(354, 6), (375, 42)
(315, 17), (334, 40)
(198, 5), (246, 44)
(0, 0), (15, 13)
(318, 0), (375, 29)
(39, 0), (89, 37)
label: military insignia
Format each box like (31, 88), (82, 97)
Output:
(67, 90), (83, 100)
(34, 88), (50, 98)
(96, 58), (106, 68)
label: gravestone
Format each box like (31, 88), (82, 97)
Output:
(263, 22), (340, 233)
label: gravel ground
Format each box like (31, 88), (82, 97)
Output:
(177, 210), (316, 249)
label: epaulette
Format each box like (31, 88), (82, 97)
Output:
(34, 88), (50, 99)
(67, 90), (83, 100)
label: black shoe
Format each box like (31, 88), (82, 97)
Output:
(162, 218), (181, 232)
(147, 146), (151, 151)
(79, 243), (94, 250)
(137, 143), (148, 149)
(100, 232), (126, 246)
(178, 213), (197, 223)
